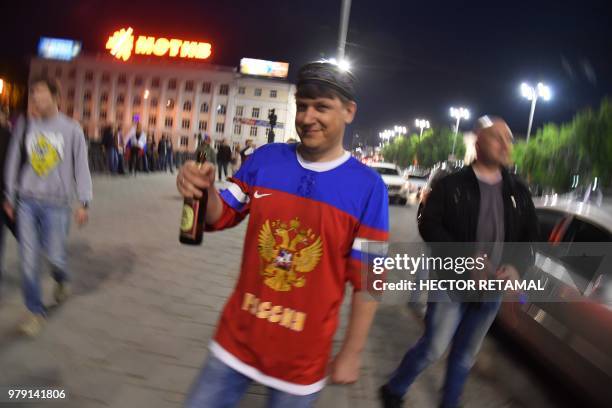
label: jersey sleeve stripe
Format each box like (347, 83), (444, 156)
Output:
(220, 188), (247, 212)
(351, 238), (389, 255)
(350, 248), (386, 263)
(225, 182), (249, 203)
(355, 224), (389, 242)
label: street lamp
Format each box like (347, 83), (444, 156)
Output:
(326, 58), (351, 72)
(450, 107), (470, 157)
(521, 82), (551, 143)
(379, 129), (396, 144)
(394, 125), (407, 135)
(415, 119), (430, 138)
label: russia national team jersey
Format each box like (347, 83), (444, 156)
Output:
(206, 143), (389, 395)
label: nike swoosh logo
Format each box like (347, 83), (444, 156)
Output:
(254, 191), (272, 199)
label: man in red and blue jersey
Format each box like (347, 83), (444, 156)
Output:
(177, 61), (389, 408)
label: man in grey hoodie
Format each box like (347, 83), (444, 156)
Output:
(3, 75), (92, 337)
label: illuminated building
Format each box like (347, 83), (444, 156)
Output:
(29, 33), (298, 151)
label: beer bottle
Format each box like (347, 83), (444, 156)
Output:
(179, 150), (208, 245)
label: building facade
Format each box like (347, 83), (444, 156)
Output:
(29, 55), (298, 151)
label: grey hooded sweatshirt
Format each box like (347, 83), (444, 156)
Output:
(4, 113), (92, 207)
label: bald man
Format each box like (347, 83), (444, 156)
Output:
(381, 117), (539, 408)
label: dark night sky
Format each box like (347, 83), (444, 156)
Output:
(1, 0), (611, 140)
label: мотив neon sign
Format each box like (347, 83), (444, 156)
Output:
(105, 27), (212, 62)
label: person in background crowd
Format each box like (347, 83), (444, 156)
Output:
(140, 130), (149, 172)
(102, 124), (118, 174)
(127, 123), (145, 176)
(147, 134), (156, 172)
(230, 143), (241, 176)
(167, 137), (175, 173)
(158, 135), (168, 172)
(116, 127), (125, 175)
(0, 107), (17, 290)
(4, 76), (92, 337)
(240, 139), (253, 164)
(196, 134), (217, 167)
(216, 138), (232, 182)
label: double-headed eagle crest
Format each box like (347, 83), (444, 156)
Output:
(257, 218), (323, 292)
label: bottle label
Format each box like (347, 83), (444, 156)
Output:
(180, 204), (195, 232)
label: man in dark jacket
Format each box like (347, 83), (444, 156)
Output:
(216, 138), (232, 182)
(381, 116), (539, 408)
(101, 125), (117, 174)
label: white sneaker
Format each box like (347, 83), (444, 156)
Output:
(19, 312), (46, 337)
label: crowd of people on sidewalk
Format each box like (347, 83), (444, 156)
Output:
(93, 124), (255, 180)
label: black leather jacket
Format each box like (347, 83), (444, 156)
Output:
(419, 165), (539, 277)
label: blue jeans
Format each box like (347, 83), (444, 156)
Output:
(185, 354), (320, 408)
(17, 198), (71, 315)
(386, 300), (501, 408)
(106, 147), (118, 173)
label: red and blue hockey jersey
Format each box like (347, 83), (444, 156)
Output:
(206, 143), (389, 395)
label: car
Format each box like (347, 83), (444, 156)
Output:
(406, 173), (428, 198)
(496, 197), (612, 407)
(369, 162), (409, 205)
(416, 161), (464, 221)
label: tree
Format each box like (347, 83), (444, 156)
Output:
(512, 97), (612, 192)
(381, 126), (466, 168)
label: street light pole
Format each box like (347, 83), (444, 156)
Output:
(415, 119), (430, 139)
(337, 0), (352, 61)
(450, 107), (469, 158)
(526, 95), (537, 143)
(451, 117), (460, 157)
(521, 82), (551, 143)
